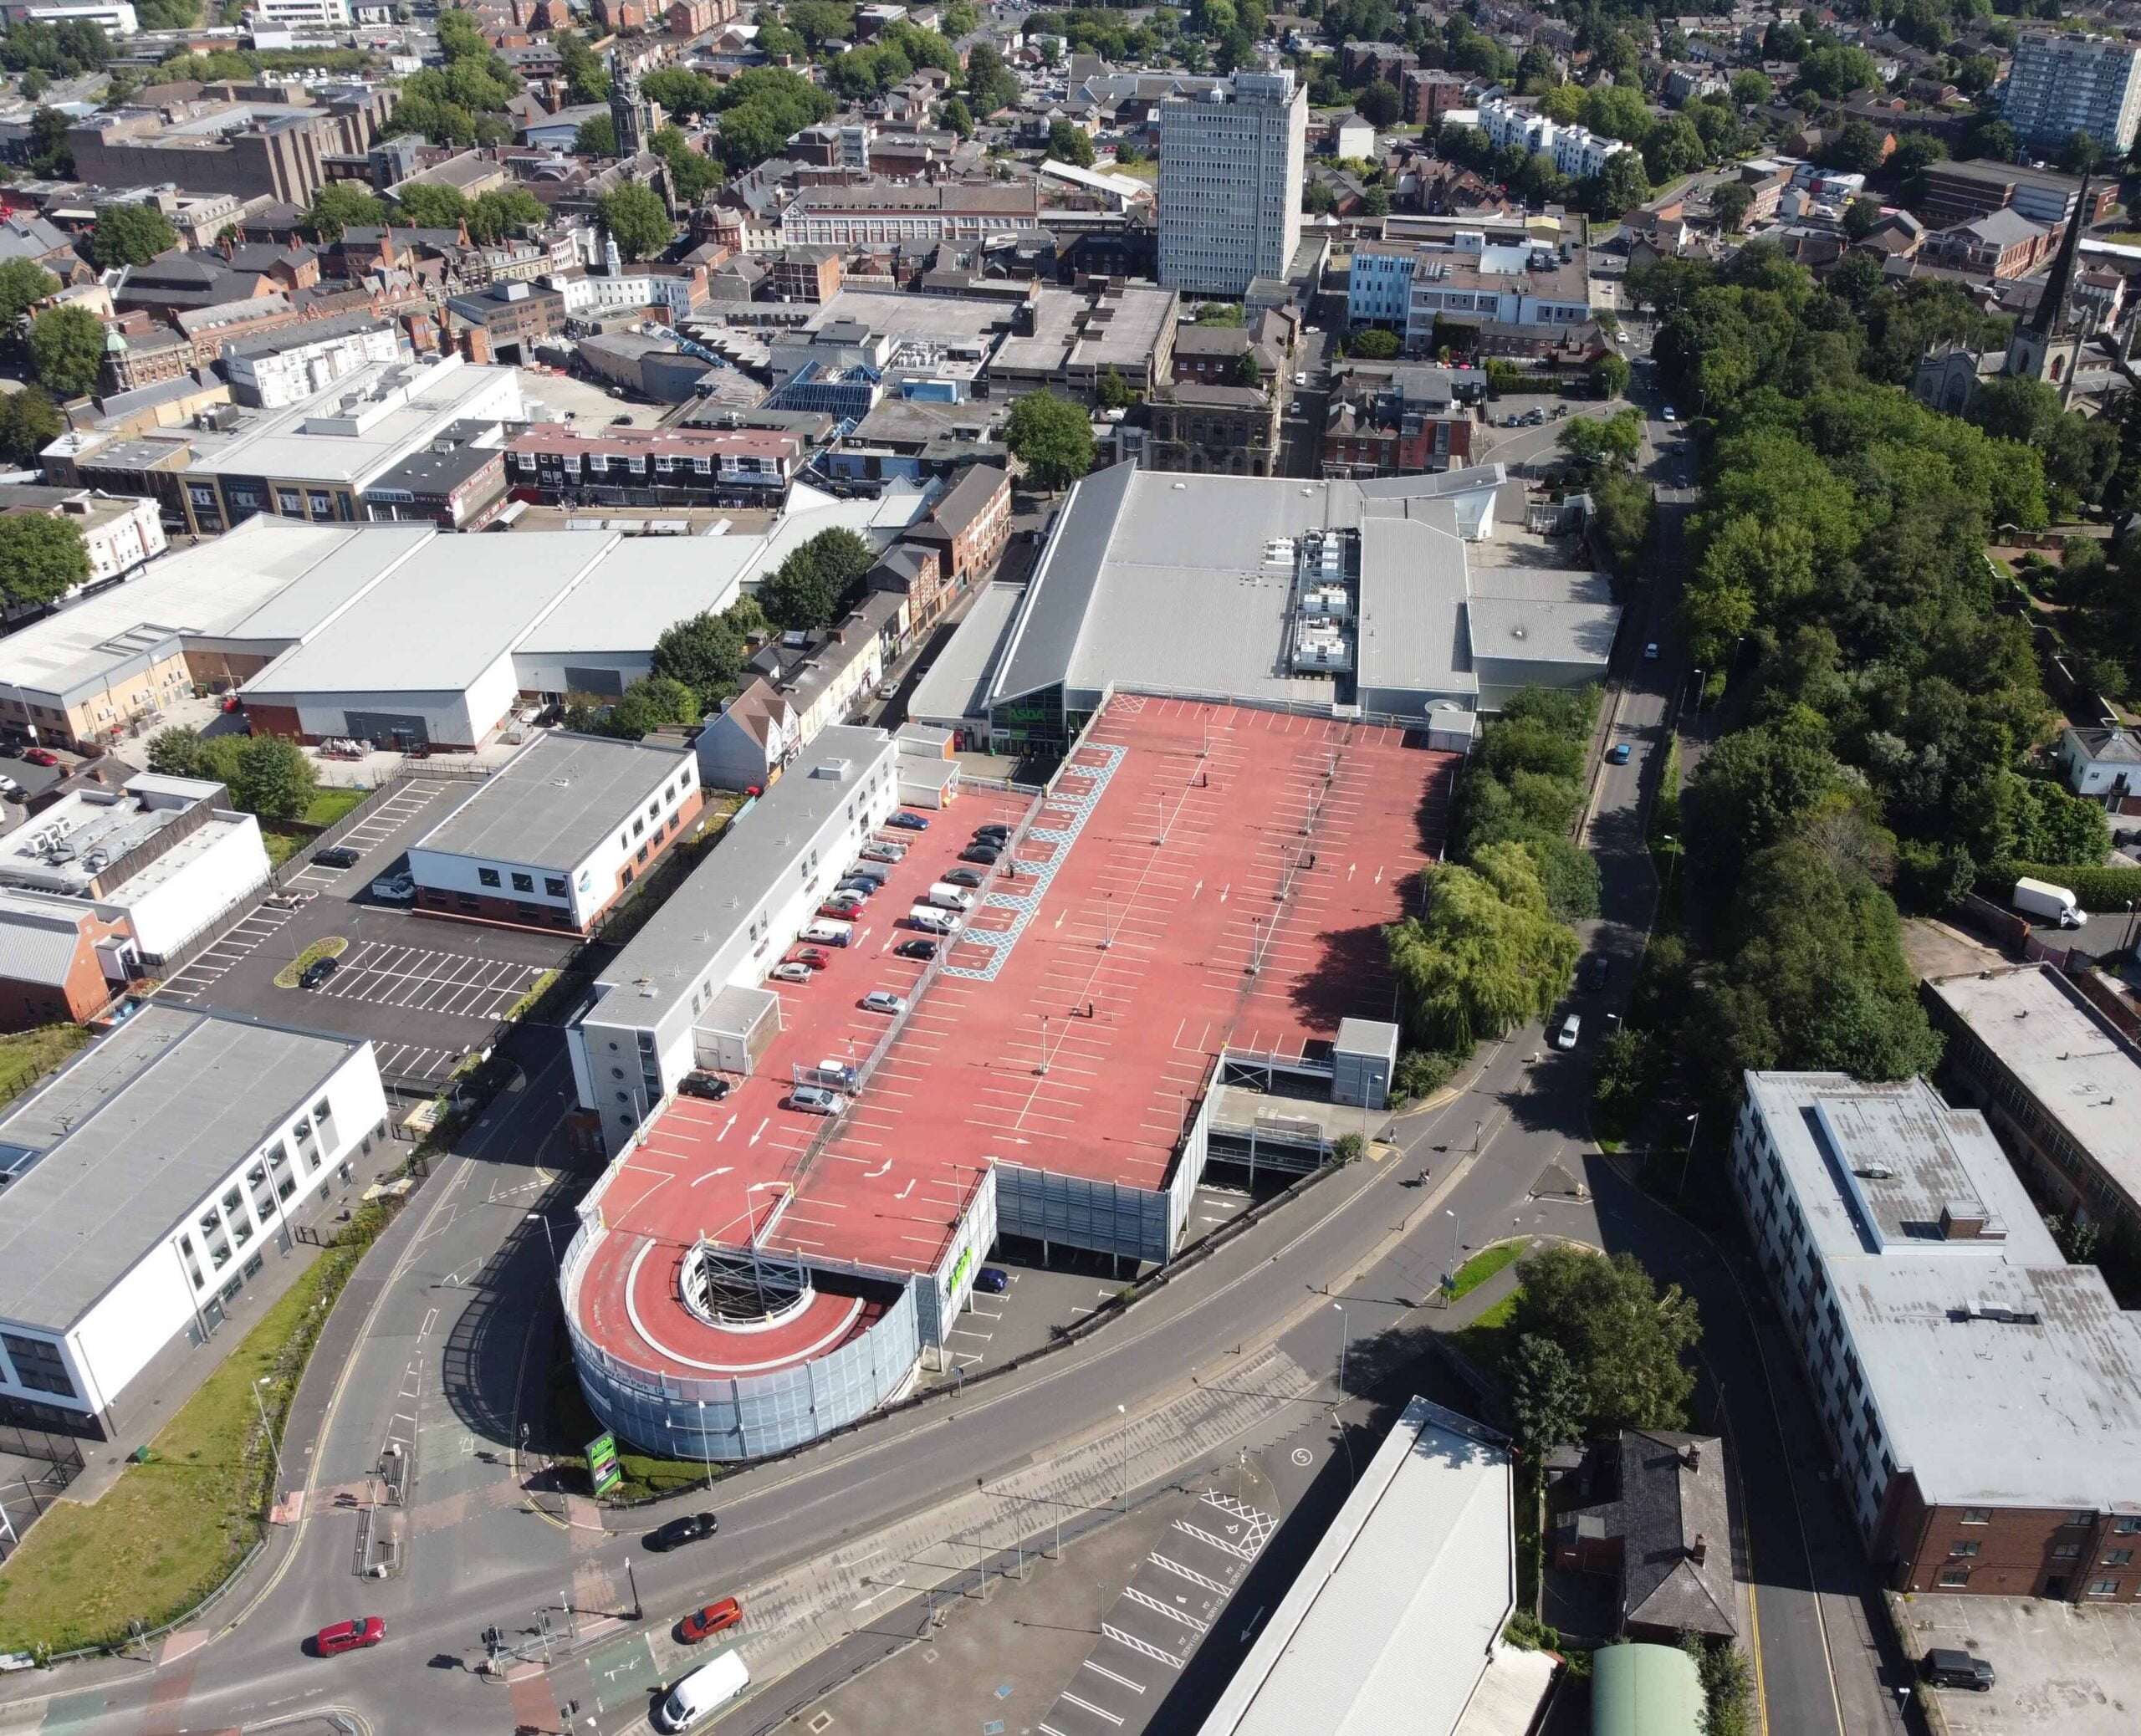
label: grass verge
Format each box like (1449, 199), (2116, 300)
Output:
(0, 1197), (400, 1657)
(258, 825), (309, 868)
(0, 1024), (90, 1110)
(299, 787), (366, 829)
(1448, 1239), (1525, 1302)
(272, 934), (348, 989)
(1449, 1287), (1521, 1376)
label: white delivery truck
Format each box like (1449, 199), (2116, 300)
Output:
(2011, 877), (2087, 930)
(653, 1650), (749, 1731)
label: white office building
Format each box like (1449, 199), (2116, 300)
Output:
(0, 1008), (387, 1438)
(1158, 69), (1307, 299)
(2002, 32), (2141, 155)
(245, 0), (351, 26)
(1475, 94), (1634, 181)
(1, 2), (138, 31)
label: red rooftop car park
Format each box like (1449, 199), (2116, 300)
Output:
(314, 1616), (386, 1657)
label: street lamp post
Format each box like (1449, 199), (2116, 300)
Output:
(1116, 1403), (1128, 1513)
(526, 1208), (554, 1266)
(1677, 1111), (1700, 1198)
(1445, 1208), (1460, 1299)
(623, 1555), (641, 1622)
(1332, 1302), (1349, 1399)
(696, 1398), (713, 1492)
(2123, 899), (2137, 957)
(253, 1376), (284, 1488)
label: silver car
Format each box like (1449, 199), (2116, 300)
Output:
(789, 1085), (846, 1115)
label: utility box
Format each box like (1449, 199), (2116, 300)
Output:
(1331, 1018), (1399, 1111)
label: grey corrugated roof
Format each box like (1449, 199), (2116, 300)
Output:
(911, 584), (1028, 728)
(412, 733), (694, 871)
(0, 893), (91, 990)
(989, 458), (1136, 704)
(0, 1008), (361, 1330)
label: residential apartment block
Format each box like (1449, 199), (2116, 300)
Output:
(1347, 215), (1593, 350)
(1157, 69), (1307, 299)
(1475, 94), (1633, 181)
(503, 423), (805, 507)
(1729, 1071), (2141, 1601)
(2002, 32), (2141, 155)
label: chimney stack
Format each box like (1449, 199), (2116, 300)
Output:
(1684, 1442), (1701, 1470)
(1689, 1534), (1708, 1564)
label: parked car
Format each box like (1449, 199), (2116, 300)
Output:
(300, 956), (338, 991)
(789, 1085), (846, 1116)
(1921, 1649), (1995, 1692)
(820, 895), (866, 918)
(895, 938), (938, 961)
(314, 845), (361, 869)
(886, 811), (930, 830)
(959, 845), (1001, 866)
(769, 962), (814, 984)
(678, 1597), (743, 1644)
(1643, 641), (1659, 660)
(973, 1267), (1009, 1294)
(1580, 955), (1611, 992)
(1554, 1013), (1581, 1050)
(1661, 406), (1677, 421)
(678, 1073), (730, 1102)
(314, 1616), (385, 1657)
(370, 873), (415, 902)
(862, 991), (907, 1015)
(834, 877), (878, 898)
(19, 748), (56, 767)
(860, 842), (906, 863)
(943, 867), (986, 888)
(799, 920), (854, 947)
(907, 907), (958, 935)
(0, 775), (22, 799)
(646, 1512), (719, 1552)
(973, 824), (1013, 843)
(787, 947), (830, 971)
(1607, 743), (1633, 764)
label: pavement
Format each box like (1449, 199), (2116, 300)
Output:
(1893, 1595), (2141, 1736)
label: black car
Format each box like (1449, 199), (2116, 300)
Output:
(300, 956), (338, 990)
(1580, 955), (1610, 992)
(959, 845), (1001, 866)
(973, 822), (1012, 839)
(647, 1511), (719, 1551)
(314, 845), (361, 869)
(943, 868), (985, 888)
(679, 1073), (730, 1102)
(895, 938), (938, 961)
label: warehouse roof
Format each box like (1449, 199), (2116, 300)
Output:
(1198, 1396), (1535, 1736)
(1356, 512), (1469, 697)
(413, 733), (694, 871)
(908, 582), (1025, 728)
(0, 1008), (363, 1329)
(0, 890), (97, 991)
(244, 533), (606, 697)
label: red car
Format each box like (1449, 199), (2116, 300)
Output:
(787, 947), (831, 971)
(679, 1597), (743, 1643)
(314, 1616), (386, 1657)
(19, 748), (56, 768)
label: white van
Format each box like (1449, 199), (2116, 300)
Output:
(653, 1651), (749, 1731)
(907, 906), (959, 935)
(799, 919), (855, 947)
(927, 882), (976, 912)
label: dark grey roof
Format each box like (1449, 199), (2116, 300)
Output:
(1614, 1430), (1737, 1638)
(0, 1008), (362, 1330)
(222, 309), (397, 360)
(909, 462), (1007, 542)
(411, 731), (694, 871)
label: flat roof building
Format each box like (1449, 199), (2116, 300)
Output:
(1925, 965), (2141, 1259)
(406, 733), (703, 932)
(1729, 1070), (2141, 1601)
(1196, 1396), (1553, 1736)
(0, 1007), (387, 1438)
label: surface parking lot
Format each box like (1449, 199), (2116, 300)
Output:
(1898, 1594), (2141, 1736)
(312, 941), (549, 1021)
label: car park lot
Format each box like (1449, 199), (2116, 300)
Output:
(157, 770), (577, 1090)
(1896, 1594), (2141, 1736)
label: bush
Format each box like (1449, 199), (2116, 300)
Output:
(1392, 1047), (1459, 1103)
(1980, 860), (2141, 912)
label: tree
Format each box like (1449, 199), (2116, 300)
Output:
(1046, 118), (1096, 167)
(555, 28), (610, 103)
(1231, 347), (1265, 388)
(88, 202), (176, 268)
(600, 182), (673, 262)
(29, 304), (105, 401)
(965, 42), (1019, 113)
(1591, 351), (1632, 400)
(1510, 1245), (1700, 1432)
(641, 66), (719, 119)
(1194, 302), (1245, 327)
(0, 387), (62, 467)
(1356, 80), (1399, 127)
(1004, 391), (1094, 491)
(1710, 181), (1753, 232)
(650, 610), (747, 715)
(756, 527), (874, 633)
(1362, 184), (1392, 217)
(1558, 407), (1643, 468)
(394, 182), (468, 228)
(651, 125), (722, 203)
(146, 723), (205, 777)
(595, 677), (701, 740)
(1386, 847), (1578, 1052)
(1729, 69), (1772, 108)
(0, 513), (87, 609)
(307, 180), (385, 242)
(2062, 129), (2105, 177)
(1506, 1335), (1587, 1457)
(938, 94), (974, 139)
(1587, 150), (1649, 218)
(1096, 367), (1139, 411)
(467, 186), (547, 243)
(230, 734), (316, 821)
(575, 112), (618, 157)
(0, 259), (57, 326)
(1348, 326), (1400, 360)
(1824, 119), (1888, 176)
(1842, 196), (1880, 243)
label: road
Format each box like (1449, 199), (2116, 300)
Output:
(0, 403), (1898, 1736)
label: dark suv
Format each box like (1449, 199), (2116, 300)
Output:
(314, 845), (361, 869)
(1922, 1649), (1995, 1691)
(678, 1073), (730, 1102)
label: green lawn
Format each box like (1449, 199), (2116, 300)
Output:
(1449, 1288), (1521, 1377)
(300, 787), (366, 828)
(258, 825), (309, 868)
(542, 1339), (715, 1504)
(0, 1202), (394, 1656)
(0, 1024), (89, 1111)
(1449, 1239), (1525, 1302)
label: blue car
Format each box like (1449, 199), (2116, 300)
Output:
(973, 1267), (1009, 1294)
(887, 811), (929, 830)
(1607, 743), (1633, 764)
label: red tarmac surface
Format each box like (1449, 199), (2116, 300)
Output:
(575, 697), (1458, 1381)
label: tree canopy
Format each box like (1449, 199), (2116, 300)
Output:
(1004, 391), (1094, 490)
(307, 181), (386, 242)
(29, 304), (105, 401)
(600, 182), (673, 262)
(757, 528), (874, 631)
(88, 202), (177, 268)
(0, 513), (88, 609)
(1510, 1247), (1700, 1433)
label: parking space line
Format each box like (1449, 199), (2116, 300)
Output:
(1059, 1693), (1122, 1727)
(1081, 1661), (1145, 1694)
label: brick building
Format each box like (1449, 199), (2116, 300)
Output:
(764, 245), (846, 304)
(0, 890), (135, 1030)
(1321, 365), (1484, 477)
(1146, 383), (1283, 477)
(900, 462), (1010, 590)
(1730, 1072), (2141, 1602)
(505, 423), (805, 507)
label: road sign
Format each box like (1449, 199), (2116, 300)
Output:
(587, 1431), (622, 1497)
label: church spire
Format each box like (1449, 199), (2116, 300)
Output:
(2029, 167), (2091, 341)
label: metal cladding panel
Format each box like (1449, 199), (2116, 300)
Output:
(994, 1162), (1170, 1264)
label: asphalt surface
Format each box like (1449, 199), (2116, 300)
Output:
(0, 399), (1907, 1736)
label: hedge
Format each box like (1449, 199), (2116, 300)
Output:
(1978, 860), (2141, 912)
